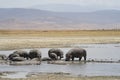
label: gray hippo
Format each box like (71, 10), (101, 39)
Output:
(7, 50), (29, 61)
(13, 50), (29, 60)
(65, 48), (87, 61)
(48, 53), (58, 60)
(29, 49), (41, 61)
(10, 57), (25, 61)
(7, 52), (20, 61)
(48, 48), (63, 60)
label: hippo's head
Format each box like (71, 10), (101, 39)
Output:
(65, 53), (71, 61)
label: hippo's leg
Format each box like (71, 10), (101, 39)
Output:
(79, 57), (82, 61)
(72, 57), (74, 61)
(84, 56), (86, 61)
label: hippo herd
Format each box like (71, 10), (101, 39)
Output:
(0, 48), (87, 63)
(7, 49), (42, 61)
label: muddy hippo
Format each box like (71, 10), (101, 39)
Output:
(48, 53), (58, 60)
(7, 53), (20, 60)
(13, 50), (29, 60)
(29, 49), (41, 61)
(7, 50), (29, 60)
(65, 48), (87, 61)
(10, 57), (26, 61)
(48, 48), (63, 60)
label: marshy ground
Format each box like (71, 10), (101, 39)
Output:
(0, 30), (120, 80)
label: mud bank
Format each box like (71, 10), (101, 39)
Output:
(47, 60), (120, 65)
(0, 59), (120, 65)
(1, 73), (120, 80)
(26, 73), (120, 80)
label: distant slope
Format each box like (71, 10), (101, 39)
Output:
(31, 4), (110, 12)
(31, 4), (88, 12)
(0, 8), (120, 30)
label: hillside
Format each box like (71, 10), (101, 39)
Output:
(0, 8), (120, 30)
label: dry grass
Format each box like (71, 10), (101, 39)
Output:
(25, 74), (120, 80)
(0, 30), (120, 50)
(0, 30), (120, 37)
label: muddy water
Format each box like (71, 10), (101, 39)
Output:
(0, 44), (120, 78)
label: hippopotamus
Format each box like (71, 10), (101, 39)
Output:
(29, 49), (42, 61)
(48, 48), (63, 60)
(7, 50), (29, 61)
(48, 53), (58, 60)
(65, 48), (87, 61)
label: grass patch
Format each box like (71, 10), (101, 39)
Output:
(0, 30), (120, 37)
(0, 30), (120, 50)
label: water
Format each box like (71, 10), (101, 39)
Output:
(0, 44), (120, 78)
(0, 62), (120, 78)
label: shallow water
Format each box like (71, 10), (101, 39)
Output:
(1, 44), (120, 61)
(0, 44), (120, 78)
(0, 62), (120, 78)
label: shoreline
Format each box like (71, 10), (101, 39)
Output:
(0, 59), (120, 66)
(1, 72), (120, 80)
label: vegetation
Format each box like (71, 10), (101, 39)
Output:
(0, 30), (120, 50)
(0, 73), (120, 80)
(0, 30), (120, 37)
